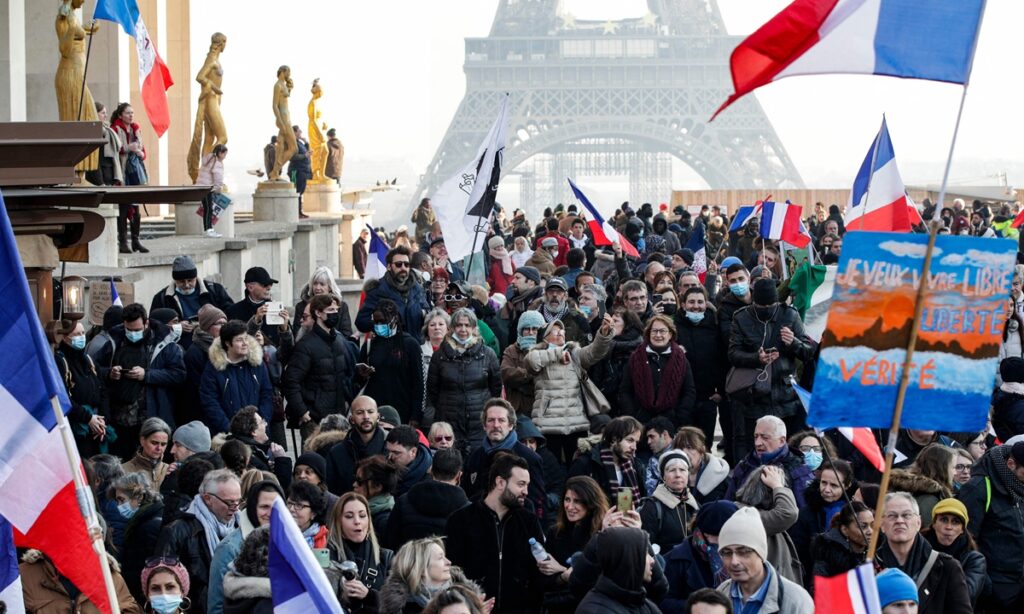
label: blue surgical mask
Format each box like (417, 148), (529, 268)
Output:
(453, 334), (472, 346)
(636, 237), (646, 251)
(684, 311), (704, 324)
(578, 305), (592, 317)
(117, 501), (137, 519)
(175, 285), (195, 296)
(69, 336), (87, 350)
(149, 594), (183, 614)
(804, 450), (823, 471)
(517, 337), (537, 350)
(729, 282), (749, 297)
(549, 343), (564, 351)
(126, 329), (145, 343)
(373, 323), (394, 338)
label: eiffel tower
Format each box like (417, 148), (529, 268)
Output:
(411, 0), (804, 212)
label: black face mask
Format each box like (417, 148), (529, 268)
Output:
(660, 304), (677, 316)
(324, 312), (341, 329)
(755, 305), (777, 320)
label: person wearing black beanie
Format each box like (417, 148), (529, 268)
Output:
(727, 275), (816, 460)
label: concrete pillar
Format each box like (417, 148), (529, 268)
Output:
(164, 0), (190, 188)
(24, 0), (57, 122)
(302, 182), (342, 214)
(253, 182), (299, 223)
(292, 224), (316, 295)
(175, 198), (235, 237)
(219, 240), (254, 300)
(0, 0), (26, 121)
(84, 203), (118, 267)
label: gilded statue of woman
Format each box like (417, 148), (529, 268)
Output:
(307, 79), (329, 184)
(187, 32), (228, 183)
(55, 0), (99, 172)
(269, 65), (296, 181)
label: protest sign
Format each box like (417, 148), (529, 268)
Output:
(89, 280), (133, 326)
(808, 232), (1015, 432)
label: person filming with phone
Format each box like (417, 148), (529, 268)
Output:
(727, 277), (816, 460)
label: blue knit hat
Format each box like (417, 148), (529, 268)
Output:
(876, 569), (918, 607)
(517, 310), (546, 336)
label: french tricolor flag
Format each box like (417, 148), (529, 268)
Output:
(0, 192), (112, 613)
(759, 201), (811, 248)
(814, 564), (882, 614)
(94, 0), (174, 136)
(713, 0), (986, 119)
(364, 224), (389, 281)
(846, 117), (913, 232)
(568, 179), (639, 258)
(268, 498), (343, 614)
(793, 380), (886, 473)
(729, 202), (763, 233)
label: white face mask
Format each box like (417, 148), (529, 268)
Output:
(170, 323), (182, 342)
(419, 269), (431, 282)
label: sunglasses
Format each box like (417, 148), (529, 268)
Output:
(433, 435), (454, 442)
(145, 555), (180, 568)
(444, 294), (466, 302)
(391, 261), (411, 268)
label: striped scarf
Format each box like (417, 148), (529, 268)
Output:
(600, 444), (641, 505)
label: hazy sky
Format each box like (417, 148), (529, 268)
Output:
(193, 0), (1021, 213)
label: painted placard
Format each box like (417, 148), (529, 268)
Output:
(89, 280), (134, 326)
(808, 232), (1016, 431)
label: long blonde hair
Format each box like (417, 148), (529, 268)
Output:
(328, 492), (380, 564)
(392, 537), (446, 596)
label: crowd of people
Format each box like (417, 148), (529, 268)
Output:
(35, 195), (1024, 614)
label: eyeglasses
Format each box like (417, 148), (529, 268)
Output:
(649, 328), (671, 335)
(799, 445), (823, 454)
(719, 546), (756, 558)
(391, 261), (411, 268)
(883, 512), (919, 522)
(353, 477), (367, 486)
(207, 493), (242, 509)
(286, 500), (311, 511)
(954, 464), (972, 472)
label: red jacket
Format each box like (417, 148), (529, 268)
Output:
(535, 231), (569, 267)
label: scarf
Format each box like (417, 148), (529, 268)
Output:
(755, 445), (788, 466)
(693, 529), (728, 585)
(540, 300), (569, 323)
(924, 529), (969, 560)
(482, 429), (519, 454)
(302, 522), (323, 548)
(1000, 381), (1024, 396)
(600, 444), (641, 504)
(383, 270), (416, 298)
(489, 245), (514, 276)
(878, 534), (933, 580)
(187, 494), (239, 558)
(368, 494), (394, 517)
(628, 342), (688, 414)
(992, 445), (1024, 501)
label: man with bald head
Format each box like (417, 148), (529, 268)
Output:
(325, 395), (387, 493)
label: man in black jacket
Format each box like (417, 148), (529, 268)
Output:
(150, 255), (234, 337)
(385, 447), (468, 549)
(462, 399), (546, 521)
(226, 266), (283, 345)
(445, 452), (544, 613)
(325, 395), (387, 494)
(282, 293), (355, 439)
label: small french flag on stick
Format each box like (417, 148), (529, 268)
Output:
(568, 178), (639, 258)
(364, 225), (388, 281)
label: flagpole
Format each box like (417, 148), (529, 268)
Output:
(856, 115), (885, 232)
(77, 20), (97, 121)
(865, 219), (940, 562)
(49, 396), (122, 614)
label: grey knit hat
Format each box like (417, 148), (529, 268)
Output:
(173, 420), (211, 453)
(172, 255), (198, 280)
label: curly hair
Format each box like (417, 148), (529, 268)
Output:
(229, 406), (261, 440)
(107, 472), (162, 507)
(234, 526), (270, 577)
(220, 439), (251, 476)
(373, 298), (403, 332)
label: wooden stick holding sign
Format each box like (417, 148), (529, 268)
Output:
(865, 219), (940, 561)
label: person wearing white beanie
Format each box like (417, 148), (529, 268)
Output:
(717, 506), (813, 613)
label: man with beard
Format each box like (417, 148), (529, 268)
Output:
(446, 452), (544, 613)
(325, 395), (387, 494)
(501, 266), (544, 340)
(357, 245), (430, 343)
(569, 416), (648, 505)
(462, 399), (546, 517)
(528, 277), (591, 345)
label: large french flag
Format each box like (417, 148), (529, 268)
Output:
(713, 0), (986, 119)
(845, 117), (912, 232)
(568, 179), (639, 258)
(815, 564), (882, 614)
(268, 498), (343, 614)
(94, 0), (174, 136)
(364, 224), (389, 281)
(760, 201), (811, 248)
(0, 191), (112, 613)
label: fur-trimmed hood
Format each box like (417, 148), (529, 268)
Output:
(304, 428), (347, 454)
(888, 469), (951, 499)
(378, 567), (480, 613)
(22, 548), (121, 574)
(208, 334), (264, 370)
(695, 453), (730, 497)
(223, 570), (272, 600)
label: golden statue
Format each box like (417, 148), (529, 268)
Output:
(268, 65), (296, 182)
(187, 32), (228, 183)
(307, 79), (329, 184)
(55, 0), (99, 172)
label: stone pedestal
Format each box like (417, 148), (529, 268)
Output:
(253, 181), (299, 223)
(175, 198), (235, 238)
(302, 182), (342, 214)
(339, 208), (375, 279)
(83, 203), (119, 267)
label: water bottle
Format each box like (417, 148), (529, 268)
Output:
(528, 537), (550, 562)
